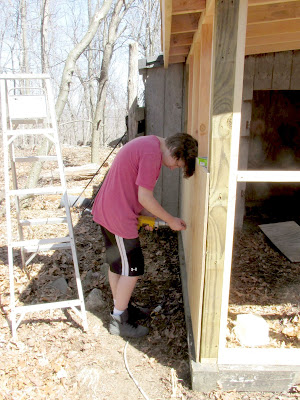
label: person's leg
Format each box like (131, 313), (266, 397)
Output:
(114, 275), (139, 311)
(109, 271), (139, 311)
(100, 225), (148, 337)
(108, 270), (120, 300)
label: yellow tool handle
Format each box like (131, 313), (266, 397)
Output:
(138, 215), (168, 230)
(138, 215), (156, 229)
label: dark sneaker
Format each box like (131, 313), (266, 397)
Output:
(128, 302), (151, 322)
(109, 309), (149, 338)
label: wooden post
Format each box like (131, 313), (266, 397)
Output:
(191, 44), (201, 139)
(200, 0), (247, 362)
(128, 42), (138, 142)
(198, 23), (213, 157)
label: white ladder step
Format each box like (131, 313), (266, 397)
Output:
(11, 236), (71, 248)
(20, 217), (67, 226)
(11, 237), (71, 252)
(6, 128), (55, 136)
(8, 187), (64, 196)
(24, 242), (71, 252)
(15, 155), (58, 162)
(15, 299), (82, 314)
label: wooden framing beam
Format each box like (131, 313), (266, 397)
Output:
(246, 31), (300, 47)
(191, 44), (201, 139)
(246, 19), (300, 37)
(169, 45), (190, 55)
(246, 40), (300, 55)
(197, 23), (213, 158)
(186, 12), (205, 63)
(200, 0), (247, 362)
(248, 0), (299, 5)
(247, 1), (300, 24)
(187, 55), (194, 133)
(172, 0), (206, 15)
(171, 13), (201, 34)
(170, 32), (194, 47)
(168, 55), (186, 63)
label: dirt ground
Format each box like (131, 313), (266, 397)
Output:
(0, 144), (299, 400)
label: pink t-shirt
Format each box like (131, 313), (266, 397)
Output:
(92, 135), (162, 239)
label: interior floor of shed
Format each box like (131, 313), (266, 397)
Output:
(227, 198), (300, 348)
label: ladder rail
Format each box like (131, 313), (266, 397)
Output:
(9, 141), (27, 273)
(1, 79), (17, 335)
(45, 78), (88, 324)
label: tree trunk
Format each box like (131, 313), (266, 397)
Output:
(20, 0), (29, 76)
(91, 43), (111, 162)
(26, 0), (113, 190)
(127, 42), (138, 142)
(55, 0), (113, 121)
(87, 0), (96, 145)
(41, 0), (50, 73)
(91, 0), (133, 163)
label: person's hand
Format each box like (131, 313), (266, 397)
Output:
(168, 217), (187, 231)
(144, 224), (154, 232)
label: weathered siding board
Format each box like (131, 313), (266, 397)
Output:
(242, 56), (255, 101)
(145, 67), (165, 206)
(291, 50), (300, 89)
(254, 53), (274, 90)
(162, 64), (184, 215)
(272, 51), (293, 89)
(142, 62), (184, 216)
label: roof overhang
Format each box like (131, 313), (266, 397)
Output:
(161, 0), (300, 68)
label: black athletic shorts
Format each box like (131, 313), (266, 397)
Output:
(100, 225), (144, 277)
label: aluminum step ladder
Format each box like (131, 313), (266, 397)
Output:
(0, 73), (88, 337)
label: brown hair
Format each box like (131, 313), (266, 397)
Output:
(165, 133), (198, 178)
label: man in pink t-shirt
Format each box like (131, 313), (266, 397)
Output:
(92, 133), (198, 338)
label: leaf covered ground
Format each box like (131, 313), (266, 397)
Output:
(0, 144), (299, 399)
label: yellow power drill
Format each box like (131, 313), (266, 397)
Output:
(137, 215), (168, 230)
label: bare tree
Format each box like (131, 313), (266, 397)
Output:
(91, 0), (134, 163)
(125, 0), (161, 58)
(26, 0), (113, 189)
(40, 0), (50, 73)
(20, 0), (29, 74)
(127, 42), (138, 141)
(55, 0), (113, 121)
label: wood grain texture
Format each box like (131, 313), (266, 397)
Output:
(201, 0), (247, 361)
(187, 166), (209, 362)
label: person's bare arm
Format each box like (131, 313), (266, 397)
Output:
(139, 208), (155, 217)
(138, 186), (186, 231)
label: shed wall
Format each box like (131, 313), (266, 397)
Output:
(142, 62), (184, 217)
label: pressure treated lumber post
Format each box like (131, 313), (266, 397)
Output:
(198, 23), (213, 158)
(200, 0), (247, 361)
